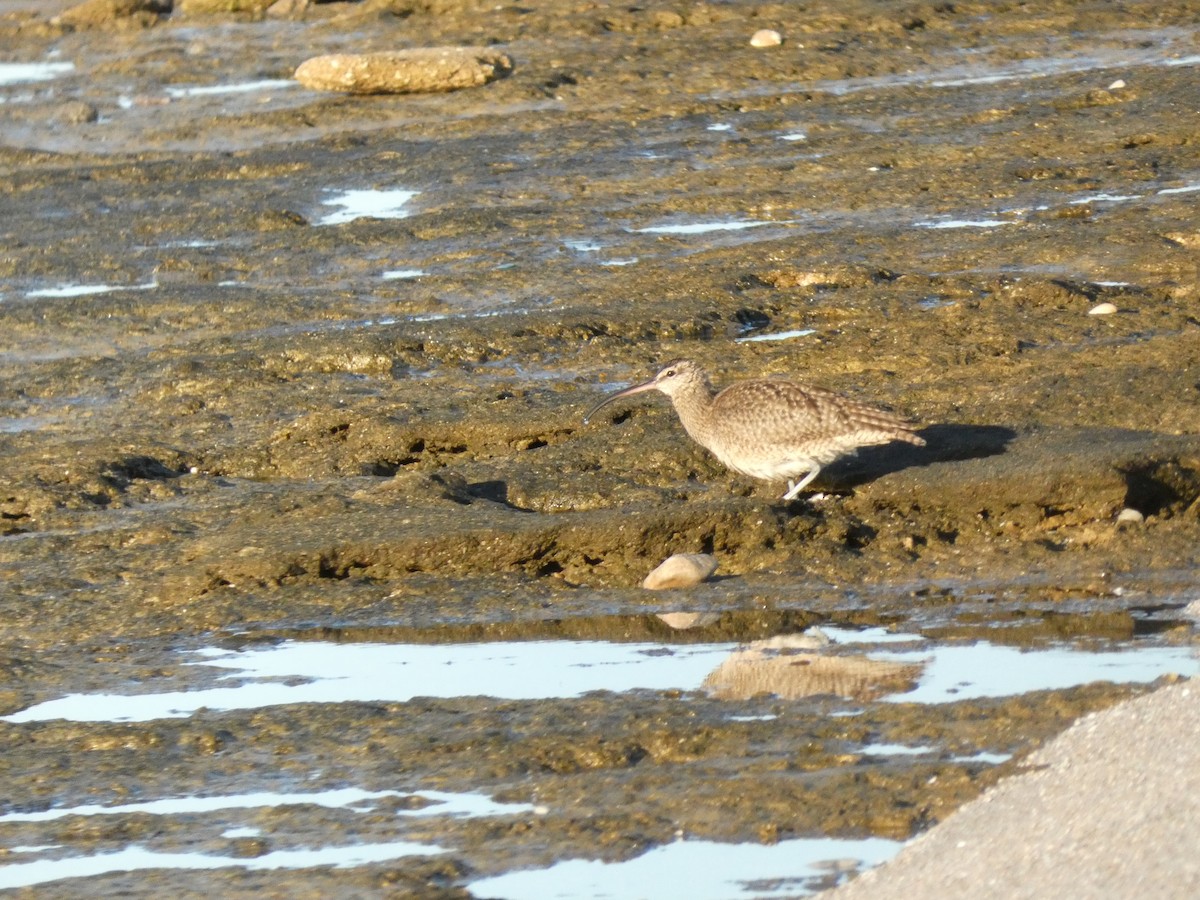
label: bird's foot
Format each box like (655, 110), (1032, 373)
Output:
(781, 470), (820, 501)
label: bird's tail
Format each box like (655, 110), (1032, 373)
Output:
(847, 404), (926, 447)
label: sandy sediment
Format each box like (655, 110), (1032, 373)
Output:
(824, 678), (1200, 899)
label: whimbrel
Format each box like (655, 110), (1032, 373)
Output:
(584, 359), (925, 500)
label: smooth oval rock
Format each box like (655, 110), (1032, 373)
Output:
(1116, 507), (1144, 525)
(642, 553), (718, 590)
(750, 29), (783, 48)
(1088, 302), (1118, 315)
(294, 48), (513, 95)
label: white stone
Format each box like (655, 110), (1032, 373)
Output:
(1116, 507), (1144, 525)
(1088, 302), (1118, 315)
(750, 29), (783, 48)
(643, 553), (718, 590)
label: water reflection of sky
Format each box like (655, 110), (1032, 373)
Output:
(3, 640), (736, 723)
(164, 79), (295, 98)
(318, 188), (420, 225)
(0, 841), (445, 891)
(5, 629), (1195, 724)
(0, 787), (532, 823)
(468, 836), (902, 900)
(0, 62), (74, 86)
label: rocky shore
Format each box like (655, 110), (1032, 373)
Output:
(1, 0), (1197, 894)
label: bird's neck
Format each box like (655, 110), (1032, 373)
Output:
(669, 377), (716, 438)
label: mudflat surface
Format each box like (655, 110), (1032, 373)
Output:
(1, 0), (1199, 896)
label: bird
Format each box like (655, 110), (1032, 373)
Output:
(584, 359), (925, 500)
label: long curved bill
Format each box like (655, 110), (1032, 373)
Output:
(583, 379), (659, 424)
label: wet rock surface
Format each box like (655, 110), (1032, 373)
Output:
(1, 0), (1199, 895)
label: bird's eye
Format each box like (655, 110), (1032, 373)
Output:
(664, 369), (676, 377)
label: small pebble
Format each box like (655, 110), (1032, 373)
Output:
(1088, 302), (1118, 316)
(643, 553), (718, 590)
(1108, 79), (1126, 90)
(750, 29), (783, 48)
(1116, 507), (1144, 525)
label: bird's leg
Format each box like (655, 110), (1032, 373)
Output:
(782, 467), (820, 501)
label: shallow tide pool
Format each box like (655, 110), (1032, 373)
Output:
(6, 628), (1194, 724)
(0, 840), (446, 891)
(468, 836), (903, 900)
(2, 625), (1190, 895)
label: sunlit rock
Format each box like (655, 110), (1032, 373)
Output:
(750, 29), (783, 48)
(643, 553), (718, 590)
(295, 48), (513, 95)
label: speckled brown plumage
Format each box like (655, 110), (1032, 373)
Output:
(585, 359), (925, 499)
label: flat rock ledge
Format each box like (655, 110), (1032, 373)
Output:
(294, 47), (513, 95)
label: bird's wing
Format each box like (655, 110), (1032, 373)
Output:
(711, 380), (915, 446)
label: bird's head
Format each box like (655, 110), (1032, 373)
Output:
(583, 359), (706, 423)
